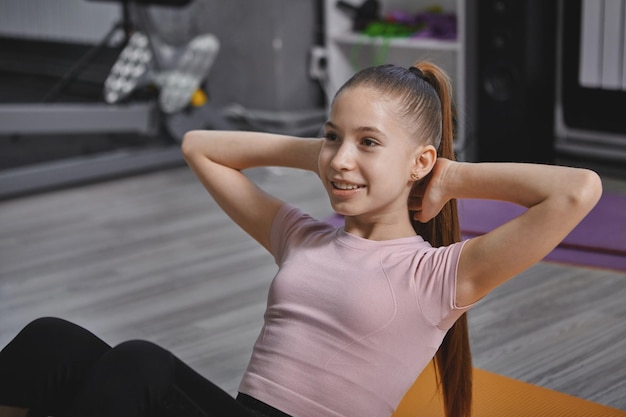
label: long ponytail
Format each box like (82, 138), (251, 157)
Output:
(410, 61), (472, 417)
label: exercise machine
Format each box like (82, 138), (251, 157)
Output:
(0, 0), (232, 199)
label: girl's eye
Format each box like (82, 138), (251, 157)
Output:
(362, 138), (377, 147)
(324, 132), (338, 141)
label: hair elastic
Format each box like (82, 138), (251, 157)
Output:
(408, 66), (425, 80)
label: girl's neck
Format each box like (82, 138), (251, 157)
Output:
(343, 215), (417, 241)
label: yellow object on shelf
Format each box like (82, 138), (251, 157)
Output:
(191, 89), (208, 107)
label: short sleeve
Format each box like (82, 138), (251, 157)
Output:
(270, 203), (331, 265)
(270, 204), (340, 267)
(415, 240), (473, 330)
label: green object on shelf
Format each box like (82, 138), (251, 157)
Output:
(362, 21), (415, 38)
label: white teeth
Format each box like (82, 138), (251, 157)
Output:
(333, 182), (360, 190)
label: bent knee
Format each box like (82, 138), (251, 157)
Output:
(19, 317), (74, 339)
(108, 340), (174, 372)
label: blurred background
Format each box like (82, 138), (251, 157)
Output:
(0, 0), (625, 197)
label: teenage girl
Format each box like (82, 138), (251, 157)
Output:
(0, 61), (602, 417)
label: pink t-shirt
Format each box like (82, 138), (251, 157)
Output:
(239, 204), (471, 417)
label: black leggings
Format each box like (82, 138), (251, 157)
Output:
(0, 317), (290, 417)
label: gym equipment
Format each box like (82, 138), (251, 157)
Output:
(0, 0), (232, 199)
(100, 1), (221, 118)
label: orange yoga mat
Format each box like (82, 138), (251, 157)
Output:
(393, 362), (626, 417)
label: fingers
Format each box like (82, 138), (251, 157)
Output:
(412, 210), (426, 223)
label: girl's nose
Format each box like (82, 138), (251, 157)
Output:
(330, 143), (356, 171)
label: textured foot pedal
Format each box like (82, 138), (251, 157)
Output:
(103, 32), (153, 104)
(158, 34), (219, 114)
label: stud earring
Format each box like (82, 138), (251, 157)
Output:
(410, 172), (420, 181)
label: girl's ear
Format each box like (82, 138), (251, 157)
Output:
(411, 145), (437, 179)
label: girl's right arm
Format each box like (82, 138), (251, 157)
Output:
(412, 158), (603, 307)
(181, 130), (323, 252)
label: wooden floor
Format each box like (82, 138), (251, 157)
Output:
(1, 160), (625, 411)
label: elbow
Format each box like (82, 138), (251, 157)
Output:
(180, 130), (203, 162)
(583, 168), (603, 204)
(572, 168), (603, 212)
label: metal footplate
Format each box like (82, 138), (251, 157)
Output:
(158, 34), (220, 114)
(103, 32), (153, 104)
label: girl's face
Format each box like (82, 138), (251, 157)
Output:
(319, 87), (421, 224)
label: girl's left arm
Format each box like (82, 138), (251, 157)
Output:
(416, 159), (603, 307)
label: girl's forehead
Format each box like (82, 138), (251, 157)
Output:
(333, 88), (394, 116)
(330, 88), (407, 129)
(335, 85), (384, 102)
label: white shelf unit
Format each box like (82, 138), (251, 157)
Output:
(323, 0), (467, 157)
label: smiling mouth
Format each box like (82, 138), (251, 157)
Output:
(331, 181), (365, 190)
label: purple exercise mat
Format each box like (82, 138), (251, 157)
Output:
(458, 192), (626, 272)
(458, 193), (626, 254)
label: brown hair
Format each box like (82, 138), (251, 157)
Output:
(334, 61), (472, 417)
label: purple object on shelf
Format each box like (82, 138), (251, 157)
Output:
(386, 10), (414, 25)
(412, 12), (457, 40)
(382, 9), (457, 40)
